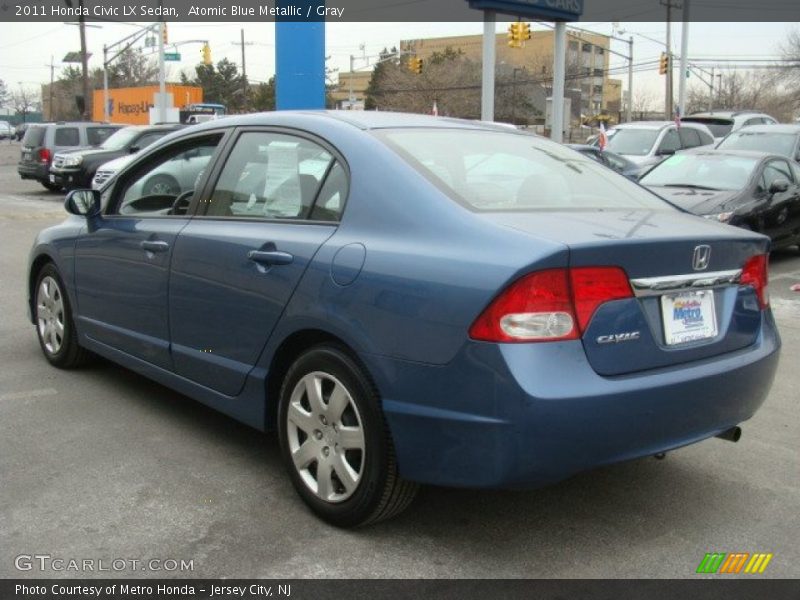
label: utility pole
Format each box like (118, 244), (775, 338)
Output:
(157, 19), (166, 123)
(481, 11), (496, 121)
(232, 29), (254, 110)
(626, 36), (633, 123)
(663, 0), (672, 119)
(709, 66), (714, 112)
(677, 0), (690, 118)
(47, 57), (55, 120)
(78, 0), (90, 120)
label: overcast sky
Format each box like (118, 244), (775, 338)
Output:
(0, 21), (795, 104)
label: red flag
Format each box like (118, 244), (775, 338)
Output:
(598, 122), (608, 151)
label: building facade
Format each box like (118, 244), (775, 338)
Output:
(398, 29), (623, 122)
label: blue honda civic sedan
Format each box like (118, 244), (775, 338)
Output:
(27, 111), (780, 527)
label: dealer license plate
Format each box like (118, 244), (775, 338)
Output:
(661, 290), (718, 345)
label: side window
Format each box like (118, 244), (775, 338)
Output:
(111, 136), (221, 217)
(697, 129), (714, 146)
(744, 118), (762, 127)
(206, 131), (334, 220)
(87, 126), (118, 146)
(310, 162), (348, 222)
(759, 160), (793, 194)
(658, 129), (681, 154)
(54, 127), (79, 146)
(678, 128), (701, 148)
(135, 132), (167, 150)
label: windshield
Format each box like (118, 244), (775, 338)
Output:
(641, 154), (757, 191)
(717, 131), (797, 157)
(605, 128), (661, 156)
(681, 118), (733, 138)
(100, 127), (140, 151)
(377, 129), (671, 212)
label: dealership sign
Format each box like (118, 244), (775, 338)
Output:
(467, 0), (583, 20)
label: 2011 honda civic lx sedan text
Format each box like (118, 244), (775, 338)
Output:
(27, 112), (781, 527)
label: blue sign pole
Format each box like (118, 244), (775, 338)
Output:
(275, 2), (326, 110)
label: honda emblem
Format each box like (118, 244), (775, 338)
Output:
(693, 245), (711, 271)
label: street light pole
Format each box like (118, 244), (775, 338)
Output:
(626, 36), (633, 123)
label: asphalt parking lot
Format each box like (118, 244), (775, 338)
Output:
(0, 138), (798, 579)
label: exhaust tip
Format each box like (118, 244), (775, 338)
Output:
(716, 426), (742, 443)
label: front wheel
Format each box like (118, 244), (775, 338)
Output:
(34, 264), (88, 368)
(277, 345), (418, 527)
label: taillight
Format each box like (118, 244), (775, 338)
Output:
(741, 254), (769, 309)
(38, 148), (52, 164)
(469, 266), (633, 343)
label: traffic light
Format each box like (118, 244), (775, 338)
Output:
(162, 23), (168, 45)
(508, 21), (530, 48)
(407, 57), (423, 74)
(202, 43), (212, 66)
(659, 52), (670, 75)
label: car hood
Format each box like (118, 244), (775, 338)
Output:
(58, 147), (122, 161)
(644, 186), (742, 214)
(618, 154), (659, 166)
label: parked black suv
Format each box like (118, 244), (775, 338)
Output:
(18, 122), (122, 191)
(49, 124), (184, 190)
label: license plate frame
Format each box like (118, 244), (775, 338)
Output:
(49, 174), (56, 183)
(661, 290), (718, 345)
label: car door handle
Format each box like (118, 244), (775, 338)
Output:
(248, 249), (294, 266)
(140, 240), (170, 253)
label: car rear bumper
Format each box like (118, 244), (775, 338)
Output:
(18, 163), (48, 181)
(371, 311), (780, 488)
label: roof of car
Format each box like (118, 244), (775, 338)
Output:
(611, 120), (707, 130)
(189, 110), (522, 133)
(686, 110), (766, 118)
(729, 124), (800, 133)
(687, 149), (784, 160)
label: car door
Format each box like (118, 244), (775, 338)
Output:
(754, 158), (800, 244)
(168, 129), (346, 396)
(73, 132), (225, 370)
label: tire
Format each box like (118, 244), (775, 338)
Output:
(277, 344), (418, 527)
(143, 174), (180, 196)
(33, 264), (89, 369)
(41, 181), (62, 192)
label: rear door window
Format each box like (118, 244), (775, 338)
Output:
(54, 127), (80, 147)
(678, 128), (702, 149)
(658, 129), (681, 154)
(87, 126), (119, 146)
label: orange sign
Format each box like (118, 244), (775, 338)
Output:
(92, 85), (203, 125)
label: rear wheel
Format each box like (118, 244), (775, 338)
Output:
(277, 344), (418, 527)
(34, 264), (88, 368)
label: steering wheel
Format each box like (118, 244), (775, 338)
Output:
(170, 189), (195, 215)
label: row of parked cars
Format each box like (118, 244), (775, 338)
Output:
(568, 111), (800, 251)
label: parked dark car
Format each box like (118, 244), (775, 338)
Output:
(567, 144), (642, 179)
(715, 124), (800, 163)
(18, 122), (122, 191)
(640, 150), (800, 250)
(28, 112), (779, 526)
(50, 124), (184, 190)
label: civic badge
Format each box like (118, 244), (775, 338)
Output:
(693, 245), (711, 271)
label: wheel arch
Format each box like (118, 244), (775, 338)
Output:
(264, 328), (373, 432)
(28, 252), (57, 324)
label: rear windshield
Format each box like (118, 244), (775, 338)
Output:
(716, 131), (798, 157)
(681, 117), (733, 138)
(641, 154), (757, 191)
(88, 126), (121, 146)
(22, 125), (46, 147)
(605, 128), (660, 156)
(377, 128), (671, 212)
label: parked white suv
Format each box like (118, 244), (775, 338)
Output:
(600, 121), (715, 172)
(681, 110), (777, 143)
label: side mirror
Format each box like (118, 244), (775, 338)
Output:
(769, 178), (790, 195)
(657, 148), (676, 157)
(129, 145), (140, 154)
(64, 189), (101, 217)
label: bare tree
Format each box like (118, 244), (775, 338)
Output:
(631, 89), (657, 114)
(11, 87), (39, 122)
(0, 78), (9, 109)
